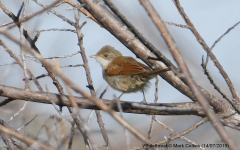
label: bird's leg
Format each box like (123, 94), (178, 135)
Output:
(141, 85), (147, 104)
(99, 85), (109, 99)
(118, 93), (124, 99)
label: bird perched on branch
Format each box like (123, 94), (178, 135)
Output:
(91, 45), (169, 103)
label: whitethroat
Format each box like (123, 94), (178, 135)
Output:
(91, 45), (169, 103)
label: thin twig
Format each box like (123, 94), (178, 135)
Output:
(14, 50), (81, 64)
(17, 115), (37, 131)
(163, 20), (191, 29)
(60, 64), (84, 68)
(38, 28), (76, 33)
(24, 73), (49, 81)
(0, 62), (17, 66)
(7, 101), (27, 123)
(210, 21), (240, 50)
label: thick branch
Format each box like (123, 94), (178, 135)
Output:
(0, 84), (205, 116)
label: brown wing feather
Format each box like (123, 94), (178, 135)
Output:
(137, 62), (151, 70)
(106, 57), (150, 76)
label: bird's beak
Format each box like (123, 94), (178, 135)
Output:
(90, 55), (97, 59)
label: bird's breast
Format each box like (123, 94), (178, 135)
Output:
(102, 71), (149, 93)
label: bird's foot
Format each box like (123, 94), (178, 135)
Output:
(140, 99), (148, 104)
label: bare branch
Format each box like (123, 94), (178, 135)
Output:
(0, 84), (206, 116)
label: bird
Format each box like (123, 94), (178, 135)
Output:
(91, 45), (169, 103)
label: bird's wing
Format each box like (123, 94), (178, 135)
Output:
(105, 57), (150, 76)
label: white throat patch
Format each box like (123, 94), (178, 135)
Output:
(96, 57), (111, 69)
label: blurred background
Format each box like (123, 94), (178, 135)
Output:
(0, 0), (240, 149)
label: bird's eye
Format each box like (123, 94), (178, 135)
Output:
(104, 54), (108, 57)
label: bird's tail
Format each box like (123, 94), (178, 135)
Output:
(135, 68), (170, 80)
